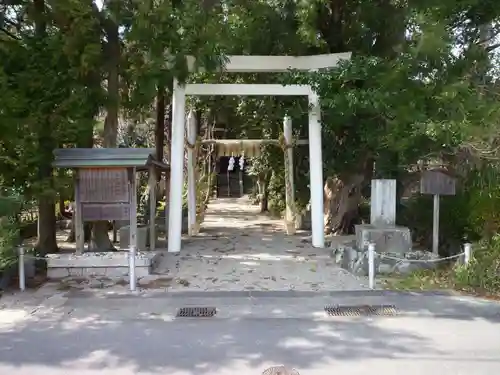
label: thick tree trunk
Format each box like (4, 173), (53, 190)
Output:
(33, 0), (57, 255)
(66, 107), (95, 243)
(163, 97), (173, 200)
(324, 174), (364, 235)
(36, 198), (57, 254)
(155, 84), (166, 181)
(89, 17), (120, 252)
(66, 218), (91, 243)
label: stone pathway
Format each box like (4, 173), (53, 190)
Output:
(151, 196), (368, 292)
(3, 197), (366, 300)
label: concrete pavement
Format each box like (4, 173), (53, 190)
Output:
(1, 291), (500, 374)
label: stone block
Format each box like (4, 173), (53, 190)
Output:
(331, 244), (379, 276)
(119, 225), (149, 251)
(370, 179), (396, 226)
(355, 224), (411, 255)
(46, 251), (161, 280)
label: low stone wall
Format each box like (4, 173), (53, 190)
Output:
(46, 251), (161, 279)
(331, 241), (440, 276)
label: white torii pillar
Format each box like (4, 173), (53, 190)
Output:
(187, 110), (197, 236)
(283, 116), (296, 235)
(308, 92), (325, 248)
(168, 79), (186, 252)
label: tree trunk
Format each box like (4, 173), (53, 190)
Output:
(155, 84), (166, 181)
(324, 174), (364, 235)
(89, 221), (114, 251)
(257, 171), (270, 212)
(89, 17), (120, 252)
(32, 0), (57, 255)
(36, 198), (57, 254)
(155, 85), (166, 162)
(163, 96), (173, 200)
(66, 218), (91, 243)
(66, 107), (95, 243)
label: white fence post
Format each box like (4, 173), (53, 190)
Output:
(129, 246), (137, 292)
(464, 243), (472, 265)
(368, 242), (375, 290)
(18, 246), (25, 291)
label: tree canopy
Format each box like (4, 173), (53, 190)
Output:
(1, 0), (500, 256)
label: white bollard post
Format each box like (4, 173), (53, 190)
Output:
(129, 246), (137, 292)
(464, 242), (472, 265)
(368, 242), (375, 290)
(18, 246), (25, 292)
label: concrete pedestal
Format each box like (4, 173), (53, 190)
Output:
(46, 251), (161, 279)
(355, 224), (412, 255)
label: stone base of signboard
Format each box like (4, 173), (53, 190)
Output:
(119, 225), (149, 251)
(46, 251), (161, 279)
(355, 224), (412, 255)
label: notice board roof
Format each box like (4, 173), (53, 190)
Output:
(53, 148), (169, 171)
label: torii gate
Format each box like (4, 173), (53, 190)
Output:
(168, 53), (352, 252)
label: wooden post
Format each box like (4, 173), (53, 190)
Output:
(74, 169), (84, 254)
(129, 168), (138, 291)
(187, 110), (197, 236)
(129, 167), (138, 251)
(432, 194), (440, 256)
(149, 167), (156, 251)
(420, 169), (456, 256)
(283, 116), (296, 235)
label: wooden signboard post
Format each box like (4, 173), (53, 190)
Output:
(420, 169), (456, 255)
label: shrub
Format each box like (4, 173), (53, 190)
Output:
(399, 165), (500, 255)
(454, 235), (500, 294)
(0, 194), (21, 272)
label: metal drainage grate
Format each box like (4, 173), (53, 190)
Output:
(176, 307), (217, 318)
(324, 304), (398, 317)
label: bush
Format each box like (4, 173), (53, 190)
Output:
(0, 194), (21, 272)
(399, 165), (500, 255)
(454, 236), (500, 294)
(398, 193), (478, 255)
(0, 220), (18, 272)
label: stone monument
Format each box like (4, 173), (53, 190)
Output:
(355, 179), (412, 254)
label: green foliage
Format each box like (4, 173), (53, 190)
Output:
(399, 193), (477, 254)
(454, 236), (500, 294)
(0, 193), (21, 272)
(400, 165), (500, 254)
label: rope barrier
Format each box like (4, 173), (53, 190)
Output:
(365, 242), (473, 290)
(377, 252), (465, 263)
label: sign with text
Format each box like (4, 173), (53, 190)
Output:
(420, 169), (456, 196)
(78, 167), (130, 221)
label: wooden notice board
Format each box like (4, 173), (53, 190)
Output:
(78, 167), (130, 221)
(420, 169), (456, 196)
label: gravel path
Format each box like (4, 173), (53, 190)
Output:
(152, 197), (367, 292)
